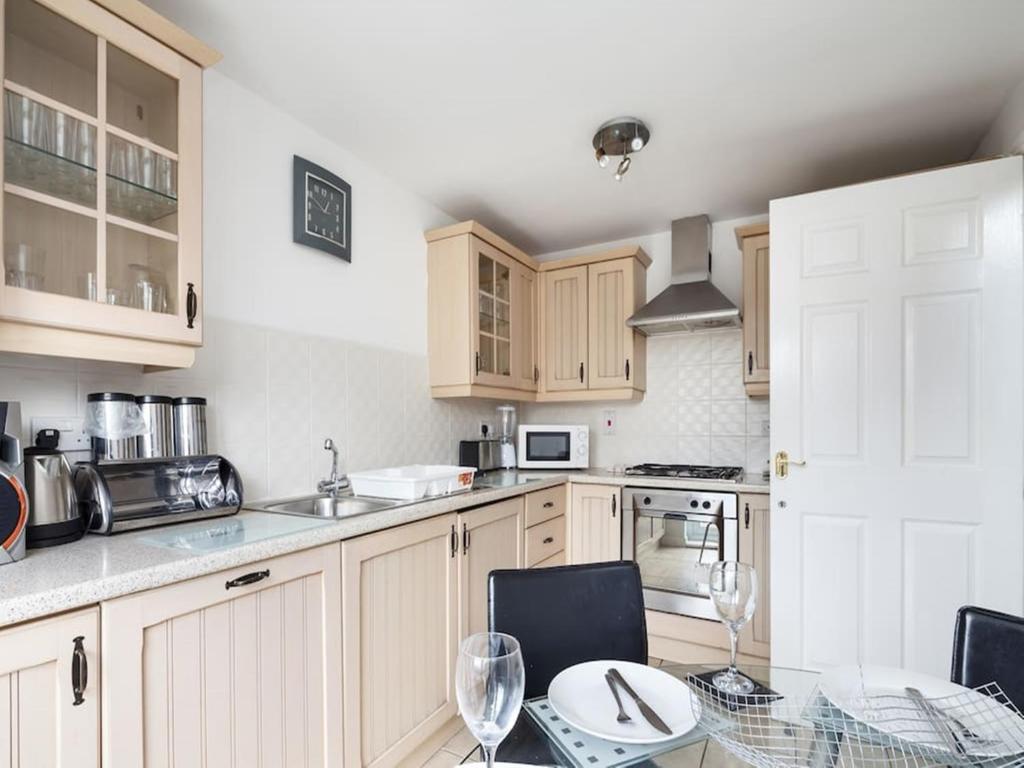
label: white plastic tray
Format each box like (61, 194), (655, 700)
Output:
(348, 465), (477, 501)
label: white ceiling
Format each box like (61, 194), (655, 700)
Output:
(146, 0), (1024, 254)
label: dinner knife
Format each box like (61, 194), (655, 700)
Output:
(607, 667), (673, 735)
(905, 686), (965, 756)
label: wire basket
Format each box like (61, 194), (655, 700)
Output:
(686, 672), (1024, 768)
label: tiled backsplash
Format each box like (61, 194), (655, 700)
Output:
(0, 316), (502, 501)
(525, 329), (771, 475)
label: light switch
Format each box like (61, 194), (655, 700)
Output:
(602, 409), (616, 435)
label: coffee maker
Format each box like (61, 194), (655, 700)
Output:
(0, 402), (28, 564)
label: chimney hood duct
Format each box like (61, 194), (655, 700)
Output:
(626, 215), (741, 335)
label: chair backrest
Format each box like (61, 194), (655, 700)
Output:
(951, 605), (1024, 711)
(488, 561), (648, 699)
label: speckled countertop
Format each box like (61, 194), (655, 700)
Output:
(0, 469), (768, 628)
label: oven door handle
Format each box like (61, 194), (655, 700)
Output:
(663, 512), (689, 522)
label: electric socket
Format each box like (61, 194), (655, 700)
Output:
(602, 409), (616, 435)
(30, 416), (90, 452)
(478, 421), (493, 438)
(761, 420), (770, 436)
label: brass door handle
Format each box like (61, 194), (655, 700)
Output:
(774, 450), (806, 478)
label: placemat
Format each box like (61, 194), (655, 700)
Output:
(686, 669), (783, 712)
(524, 696), (711, 768)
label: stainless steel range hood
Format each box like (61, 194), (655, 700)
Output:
(626, 215), (741, 335)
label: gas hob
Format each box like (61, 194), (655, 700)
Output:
(623, 463), (744, 482)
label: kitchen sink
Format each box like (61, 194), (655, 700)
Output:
(247, 492), (404, 519)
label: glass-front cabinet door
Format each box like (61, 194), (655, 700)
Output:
(471, 236), (514, 386)
(0, 0), (202, 346)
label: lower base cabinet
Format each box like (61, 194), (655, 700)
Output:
(101, 544), (343, 768)
(738, 493), (771, 658)
(459, 497), (524, 638)
(0, 606), (100, 768)
(568, 483), (622, 564)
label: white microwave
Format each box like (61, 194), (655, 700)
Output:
(517, 425), (589, 469)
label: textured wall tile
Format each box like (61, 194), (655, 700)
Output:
(677, 366), (711, 400)
(677, 400), (711, 436)
(677, 335), (711, 366)
(711, 436), (746, 467)
(266, 330), (312, 497)
(711, 399), (747, 436)
(710, 331), (743, 363)
(710, 363), (745, 399)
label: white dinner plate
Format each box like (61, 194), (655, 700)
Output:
(818, 665), (1024, 756)
(547, 660), (698, 744)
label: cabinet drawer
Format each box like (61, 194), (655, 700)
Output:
(534, 550), (565, 569)
(525, 485), (566, 527)
(526, 515), (566, 567)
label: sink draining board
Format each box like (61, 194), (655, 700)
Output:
(139, 513), (335, 552)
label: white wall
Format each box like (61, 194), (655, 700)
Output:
(975, 77), (1024, 157)
(526, 214), (772, 474)
(0, 69), (508, 499)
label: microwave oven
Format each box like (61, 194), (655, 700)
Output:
(517, 425), (589, 469)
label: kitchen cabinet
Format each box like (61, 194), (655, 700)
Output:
(524, 483), (567, 567)
(426, 221), (650, 402)
(568, 483), (621, 564)
(738, 493), (771, 658)
(0, 606), (99, 768)
(426, 221), (540, 399)
(101, 545), (342, 768)
(736, 222), (770, 397)
(341, 514), (459, 768)
(458, 497), (524, 637)
(0, 0), (219, 368)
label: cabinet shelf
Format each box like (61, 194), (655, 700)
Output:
(4, 136), (97, 208)
(106, 172), (177, 225)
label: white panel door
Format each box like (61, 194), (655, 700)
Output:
(770, 157), (1023, 676)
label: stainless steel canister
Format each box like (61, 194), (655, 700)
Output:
(172, 396), (208, 456)
(87, 392), (139, 461)
(136, 395), (174, 458)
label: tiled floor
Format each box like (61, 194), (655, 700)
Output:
(417, 658), (749, 768)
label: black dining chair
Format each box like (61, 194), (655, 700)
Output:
(951, 605), (1024, 711)
(488, 560), (648, 700)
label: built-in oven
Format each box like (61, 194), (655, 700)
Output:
(622, 487), (738, 620)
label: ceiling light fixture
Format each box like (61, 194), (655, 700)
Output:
(592, 117), (650, 181)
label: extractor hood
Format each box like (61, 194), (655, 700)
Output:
(626, 215), (741, 335)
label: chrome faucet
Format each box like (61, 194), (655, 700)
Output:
(317, 438), (349, 497)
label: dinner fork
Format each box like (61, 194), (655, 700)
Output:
(605, 672), (632, 723)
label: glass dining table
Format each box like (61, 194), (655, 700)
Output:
(459, 663), (826, 768)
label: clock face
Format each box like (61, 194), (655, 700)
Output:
(305, 172), (346, 247)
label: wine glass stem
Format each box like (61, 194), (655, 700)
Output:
(483, 744), (496, 768)
(728, 626), (739, 674)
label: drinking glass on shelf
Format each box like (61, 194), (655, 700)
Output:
(4, 243), (45, 292)
(77, 121), (95, 168)
(709, 561), (758, 694)
(456, 632), (525, 768)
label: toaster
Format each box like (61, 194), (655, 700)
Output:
(75, 455), (244, 534)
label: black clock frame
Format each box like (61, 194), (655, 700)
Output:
(292, 155), (352, 262)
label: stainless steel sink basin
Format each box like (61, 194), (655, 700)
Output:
(247, 493), (403, 519)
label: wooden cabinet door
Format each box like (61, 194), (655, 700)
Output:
(102, 545), (343, 768)
(588, 257), (646, 390)
(738, 493), (771, 659)
(568, 483), (622, 564)
(741, 232), (770, 396)
(471, 236), (516, 387)
(459, 497), (524, 638)
(0, 607), (99, 768)
(543, 265), (589, 391)
(512, 263), (539, 391)
(341, 514), (459, 768)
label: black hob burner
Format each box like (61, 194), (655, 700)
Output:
(624, 463), (744, 481)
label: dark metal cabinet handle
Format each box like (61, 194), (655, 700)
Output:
(612, 495), (617, 518)
(225, 569), (270, 590)
(534, 365), (539, 384)
(747, 351), (753, 375)
(625, 359), (630, 381)
(450, 525), (457, 557)
(475, 352), (482, 375)
(186, 282), (198, 329)
(543, 536), (554, 544)
(462, 523), (470, 554)
(579, 362), (584, 383)
(72, 635), (87, 706)
(543, 501), (554, 509)
(744, 503), (751, 529)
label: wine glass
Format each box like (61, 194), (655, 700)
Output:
(456, 632), (525, 768)
(709, 561), (758, 694)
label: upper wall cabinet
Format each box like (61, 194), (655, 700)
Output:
(426, 221), (650, 402)
(0, 0), (219, 368)
(736, 222), (770, 397)
(540, 248), (649, 402)
(426, 221), (540, 400)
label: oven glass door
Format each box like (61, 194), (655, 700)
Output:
(524, 431), (571, 462)
(634, 509), (722, 599)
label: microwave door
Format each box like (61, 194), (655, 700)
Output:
(525, 432), (570, 462)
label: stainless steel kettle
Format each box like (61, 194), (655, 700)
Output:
(23, 445), (83, 548)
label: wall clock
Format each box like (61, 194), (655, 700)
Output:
(293, 155), (352, 262)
